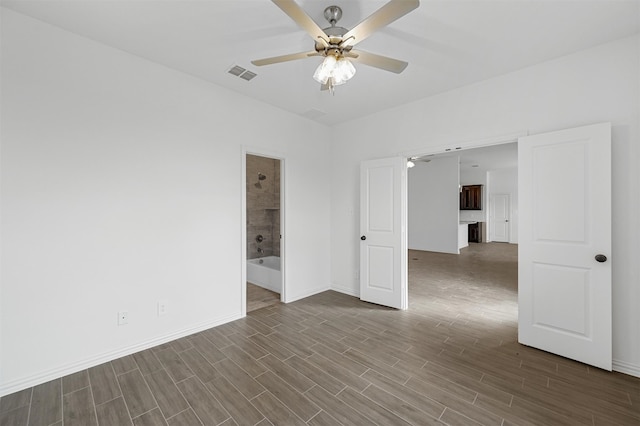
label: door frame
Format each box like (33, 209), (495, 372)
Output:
(399, 129), (526, 295)
(241, 147), (286, 317)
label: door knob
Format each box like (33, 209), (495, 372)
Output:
(595, 254), (607, 263)
(361, 236), (366, 241)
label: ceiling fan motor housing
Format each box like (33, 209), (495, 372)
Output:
(314, 6), (350, 55)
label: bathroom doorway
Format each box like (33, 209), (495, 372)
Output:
(244, 153), (283, 312)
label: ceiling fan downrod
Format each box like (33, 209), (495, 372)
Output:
(324, 5), (342, 26)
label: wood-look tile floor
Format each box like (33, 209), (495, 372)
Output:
(247, 283), (281, 313)
(2, 243), (639, 425)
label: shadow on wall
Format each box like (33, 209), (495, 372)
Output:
(246, 154), (280, 259)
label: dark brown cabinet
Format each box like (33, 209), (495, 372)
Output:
(460, 185), (482, 210)
(468, 222), (483, 243)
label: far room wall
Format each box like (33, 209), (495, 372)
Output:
(329, 35), (640, 375)
(408, 156), (459, 254)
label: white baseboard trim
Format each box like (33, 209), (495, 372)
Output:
(284, 285), (331, 304)
(613, 359), (640, 378)
(331, 284), (359, 298)
(0, 313), (242, 397)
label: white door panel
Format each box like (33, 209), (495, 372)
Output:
(490, 194), (510, 242)
(518, 123), (611, 370)
(360, 157), (407, 310)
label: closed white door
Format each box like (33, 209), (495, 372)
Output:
(518, 123), (611, 370)
(360, 157), (407, 310)
(490, 194), (510, 242)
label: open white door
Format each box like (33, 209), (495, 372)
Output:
(360, 157), (407, 310)
(518, 123), (611, 370)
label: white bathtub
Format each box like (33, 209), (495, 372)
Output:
(247, 256), (281, 293)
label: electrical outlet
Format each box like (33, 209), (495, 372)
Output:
(118, 311), (128, 326)
(158, 300), (168, 316)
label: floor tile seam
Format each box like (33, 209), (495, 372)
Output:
(214, 351), (274, 388)
(83, 363), (101, 426)
(301, 385), (367, 425)
(547, 375), (638, 396)
(526, 383), (640, 415)
(367, 370), (452, 414)
(265, 383), (321, 423)
(113, 364), (140, 377)
(204, 362), (271, 413)
(305, 409), (339, 426)
(526, 378), (637, 409)
(306, 348), (369, 382)
(363, 384), (441, 426)
(282, 356), (346, 396)
(149, 362), (197, 421)
(335, 385), (401, 425)
(176, 375), (232, 426)
(130, 366), (164, 421)
(202, 376), (259, 425)
(0, 392), (31, 414)
(163, 406), (196, 424)
(25, 381), (34, 426)
(405, 370), (483, 406)
(57, 378), (63, 426)
(582, 403), (640, 422)
(108, 362), (136, 424)
(470, 385), (514, 410)
(364, 380), (445, 422)
(344, 349), (412, 383)
(509, 393), (596, 425)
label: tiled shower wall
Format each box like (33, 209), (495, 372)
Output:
(246, 154), (280, 259)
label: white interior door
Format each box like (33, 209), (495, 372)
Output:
(518, 123), (611, 370)
(490, 194), (510, 242)
(360, 157), (407, 310)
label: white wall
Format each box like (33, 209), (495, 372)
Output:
(487, 168), (518, 243)
(459, 169), (488, 223)
(408, 157), (459, 254)
(0, 9), (332, 394)
(329, 35), (640, 375)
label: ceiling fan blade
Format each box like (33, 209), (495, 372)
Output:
(348, 50), (408, 73)
(272, 0), (328, 46)
(342, 0), (420, 47)
(252, 51), (320, 66)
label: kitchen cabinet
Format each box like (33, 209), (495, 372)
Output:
(460, 185), (482, 210)
(468, 222), (483, 243)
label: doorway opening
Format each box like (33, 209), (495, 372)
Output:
(405, 141), (519, 313)
(245, 153), (283, 313)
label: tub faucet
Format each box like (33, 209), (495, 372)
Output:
(257, 247), (264, 254)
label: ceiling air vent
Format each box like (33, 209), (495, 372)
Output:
(227, 65), (257, 81)
(239, 71), (257, 81)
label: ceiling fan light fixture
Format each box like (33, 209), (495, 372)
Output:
(313, 54), (356, 87)
(313, 55), (337, 84)
(332, 57), (356, 85)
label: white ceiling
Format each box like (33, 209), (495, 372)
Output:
(2, 0), (639, 126)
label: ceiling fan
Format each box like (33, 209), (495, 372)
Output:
(251, 0), (420, 93)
